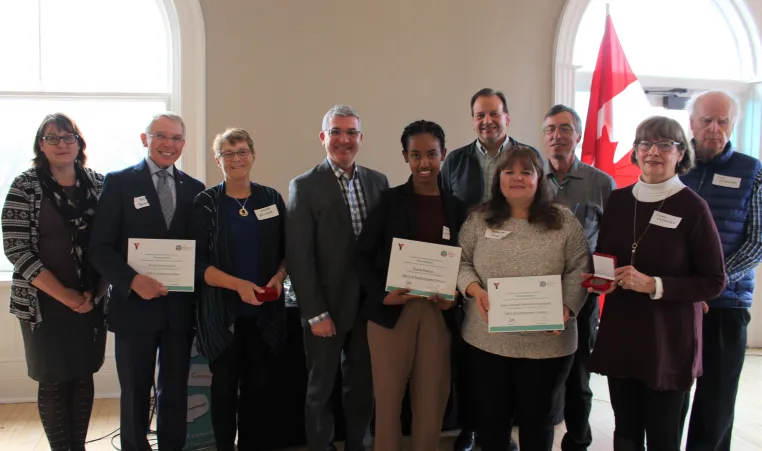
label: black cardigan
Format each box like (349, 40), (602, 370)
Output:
(189, 182), (287, 363)
(355, 177), (468, 330)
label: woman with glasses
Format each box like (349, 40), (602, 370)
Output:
(2, 113), (107, 451)
(587, 116), (726, 451)
(189, 128), (287, 451)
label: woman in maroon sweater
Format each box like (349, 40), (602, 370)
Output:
(586, 116), (725, 451)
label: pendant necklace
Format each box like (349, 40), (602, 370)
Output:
(233, 194), (250, 217)
(631, 186), (672, 266)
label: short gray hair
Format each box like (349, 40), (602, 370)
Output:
(686, 90), (739, 124)
(145, 112), (186, 136)
(321, 104), (361, 131)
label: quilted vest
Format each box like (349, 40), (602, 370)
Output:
(680, 144), (761, 308)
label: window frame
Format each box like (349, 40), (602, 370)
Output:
(553, 0), (762, 157)
(0, 0), (205, 281)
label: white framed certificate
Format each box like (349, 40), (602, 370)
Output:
(385, 238), (461, 301)
(487, 275), (563, 332)
(127, 238), (196, 292)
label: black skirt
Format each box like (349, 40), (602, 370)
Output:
(19, 292), (107, 383)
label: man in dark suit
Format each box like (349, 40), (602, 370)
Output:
(287, 105), (389, 451)
(89, 113), (205, 451)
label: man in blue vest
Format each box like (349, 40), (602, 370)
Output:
(680, 90), (762, 451)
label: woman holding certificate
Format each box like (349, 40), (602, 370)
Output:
(2, 113), (107, 451)
(586, 117), (725, 451)
(456, 145), (589, 451)
(355, 120), (467, 451)
(189, 128), (287, 451)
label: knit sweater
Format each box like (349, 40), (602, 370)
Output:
(457, 205), (590, 359)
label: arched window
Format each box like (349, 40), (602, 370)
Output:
(0, 0), (205, 274)
(554, 0), (762, 157)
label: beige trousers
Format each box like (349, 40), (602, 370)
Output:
(368, 298), (452, 451)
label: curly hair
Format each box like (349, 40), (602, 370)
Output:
(400, 120), (445, 152)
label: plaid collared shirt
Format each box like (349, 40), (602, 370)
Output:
(327, 159), (368, 237)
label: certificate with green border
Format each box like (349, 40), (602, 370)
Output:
(385, 238), (461, 300)
(487, 275), (564, 332)
(127, 238), (195, 292)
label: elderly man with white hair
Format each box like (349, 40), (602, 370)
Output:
(680, 90), (762, 451)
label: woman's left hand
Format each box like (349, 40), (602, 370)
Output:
(614, 266), (656, 294)
(545, 305), (570, 336)
(266, 273), (285, 297)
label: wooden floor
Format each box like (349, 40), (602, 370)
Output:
(1, 351), (760, 450)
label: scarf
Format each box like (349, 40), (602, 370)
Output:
(36, 164), (99, 293)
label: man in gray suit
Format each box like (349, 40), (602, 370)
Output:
(287, 105), (389, 451)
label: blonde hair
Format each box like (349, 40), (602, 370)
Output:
(212, 128), (255, 156)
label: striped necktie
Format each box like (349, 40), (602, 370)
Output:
(156, 169), (174, 228)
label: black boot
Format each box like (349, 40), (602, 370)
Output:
(453, 430), (477, 451)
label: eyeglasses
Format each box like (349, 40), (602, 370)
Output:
(147, 133), (186, 145)
(217, 149), (252, 160)
(635, 140), (680, 152)
(41, 134), (78, 145)
(325, 128), (361, 139)
(542, 124), (575, 135)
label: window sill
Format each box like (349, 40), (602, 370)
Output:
(0, 272), (13, 286)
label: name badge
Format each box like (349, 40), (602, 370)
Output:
(485, 229), (511, 239)
(134, 196), (150, 209)
(650, 211), (682, 229)
(712, 174), (742, 189)
(254, 205), (279, 220)
(442, 226), (451, 240)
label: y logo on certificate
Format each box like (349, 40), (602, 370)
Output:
(487, 275), (564, 333)
(127, 238), (196, 292)
(385, 238), (461, 300)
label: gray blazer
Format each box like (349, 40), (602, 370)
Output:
(286, 159), (389, 333)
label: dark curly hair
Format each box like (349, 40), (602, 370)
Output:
(480, 145), (563, 230)
(400, 120), (446, 153)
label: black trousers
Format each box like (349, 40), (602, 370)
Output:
(560, 294), (599, 451)
(303, 318), (373, 451)
(208, 317), (274, 451)
(115, 328), (192, 451)
(465, 342), (573, 451)
(608, 377), (687, 451)
(684, 307), (750, 451)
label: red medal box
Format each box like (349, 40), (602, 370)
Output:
(258, 287), (280, 302)
(581, 253), (617, 291)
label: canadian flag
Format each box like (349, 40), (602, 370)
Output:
(581, 14), (651, 188)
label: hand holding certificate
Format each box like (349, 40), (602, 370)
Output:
(487, 275), (564, 333)
(385, 238), (461, 301)
(128, 239), (195, 293)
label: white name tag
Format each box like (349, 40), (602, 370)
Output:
(485, 229), (511, 239)
(650, 211), (682, 229)
(134, 196), (150, 209)
(712, 174), (742, 189)
(443, 226), (451, 240)
(254, 205), (279, 220)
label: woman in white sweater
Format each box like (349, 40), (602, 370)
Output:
(457, 145), (589, 451)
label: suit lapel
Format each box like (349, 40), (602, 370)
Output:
(317, 161), (353, 229)
(169, 167), (192, 233)
(134, 160), (167, 231)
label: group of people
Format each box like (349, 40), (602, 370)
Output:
(2, 87), (758, 451)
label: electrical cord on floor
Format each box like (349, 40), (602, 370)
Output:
(82, 380), (159, 450)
